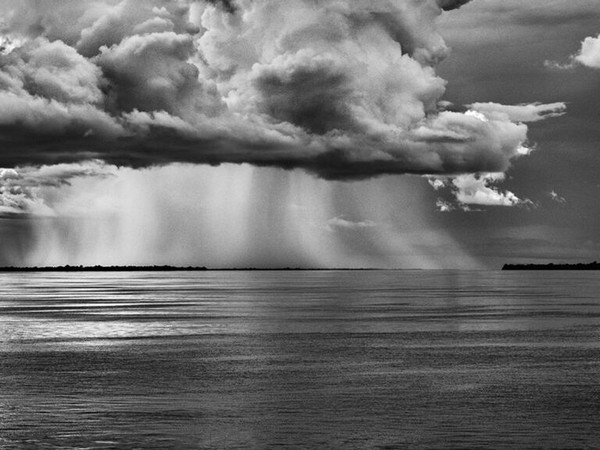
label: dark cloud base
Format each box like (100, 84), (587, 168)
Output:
(0, 0), (559, 182)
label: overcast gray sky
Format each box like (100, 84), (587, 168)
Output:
(0, 0), (598, 268)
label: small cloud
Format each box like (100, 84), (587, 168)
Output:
(427, 176), (446, 191)
(435, 199), (455, 212)
(326, 216), (376, 232)
(437, 100), (454, 111)
(574, 33), (600, 69)
(549, 190), (566, 204)
(543, 59), (576, 71)
(0, 168), (20, 180)
(547, 33), (600, 71)
(464, 109), (489, 122)
(0, 35), (23, 54)
(452, 173), (522, 207)
(516, 142), (536, 156)
(427, 172), (533, 212)
(469, 102), (567, 123)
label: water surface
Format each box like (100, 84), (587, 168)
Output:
(1, 270), (599, 448)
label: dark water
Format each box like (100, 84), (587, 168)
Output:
(1, 270), (600, 449)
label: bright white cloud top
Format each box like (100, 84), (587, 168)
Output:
(575, 34), (600, 69)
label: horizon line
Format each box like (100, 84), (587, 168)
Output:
(0, 264), (490, 272)
(0, 265), (420, 272)
(1, 262), (598, 272)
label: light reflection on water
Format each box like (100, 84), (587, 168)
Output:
(1, 270), (600, 449)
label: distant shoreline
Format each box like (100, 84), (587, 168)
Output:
(0, 265), (385, 272)
(502, 262), (600, 270)
(1, 264), (599, 272)
(0, 265), (209, 272)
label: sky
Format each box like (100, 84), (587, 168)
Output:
(0, 0), (599, 269)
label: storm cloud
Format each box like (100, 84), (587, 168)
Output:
(0, 0), (565, 182)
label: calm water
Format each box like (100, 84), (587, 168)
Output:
(1, 270), (599, 449)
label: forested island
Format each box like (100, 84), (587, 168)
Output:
(502, 262), (600, 270)
(0, 266), (377, 272)
(0, 265), (208, 272)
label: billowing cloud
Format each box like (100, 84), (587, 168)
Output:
(546, 32), (600, 70)
(574, 33), (600, 69)
(428, 172), (532, 209)
(451, 173), (524, 206)
(0, 168), (45, 216)
(0, 161), (114, 216)
(0, 0), (565, 183)
(435, 199), (455, 212)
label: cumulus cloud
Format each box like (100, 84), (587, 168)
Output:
(0, 0), (564, 183)
(451, 173), (524, 206)
(428, 172), (532, 209)
(546, 33), (600, 70)
(428, 177), (446, 191)
(0, 161), (114, 216)
(574, 34), (600, 69)
(435, 199), (455, 212)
